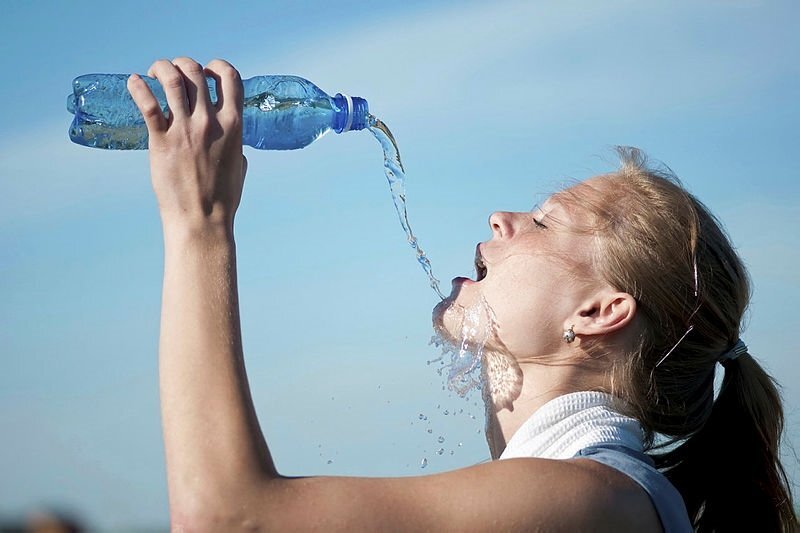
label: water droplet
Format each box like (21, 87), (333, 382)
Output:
(427, 428), (433, 434)
(327, 460), (333, 465)
(436, 448), (445, 455)
(418, 414), (426, 420)
(443, 409), (449, 415)
(437, 436), (445, 443)
(458, 442), (463, 447)
(420, 458), (428, 469)
(450, 450), (454, 455)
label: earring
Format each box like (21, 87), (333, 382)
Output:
(563, 325), (576, 343)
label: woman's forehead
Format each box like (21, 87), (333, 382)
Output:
(555, 177), (612, 207)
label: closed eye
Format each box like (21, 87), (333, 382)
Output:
(532, 216), (548, 229)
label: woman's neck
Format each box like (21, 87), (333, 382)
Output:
(483, 351), (610, 459)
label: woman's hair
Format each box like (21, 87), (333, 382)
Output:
(564, 147), (796, 531)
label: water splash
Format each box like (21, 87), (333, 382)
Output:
(368, 115), (445, 300)
(430, 294), (497, 397)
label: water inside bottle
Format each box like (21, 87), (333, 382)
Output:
(367, 116), (445, 300)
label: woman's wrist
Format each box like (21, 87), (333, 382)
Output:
(161, 216), (236, 250)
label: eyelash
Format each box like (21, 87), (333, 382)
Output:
(532, 216), (548, 229)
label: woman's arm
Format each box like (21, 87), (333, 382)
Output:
(128, 57), (276, 524)
(128, 57), (658, 532)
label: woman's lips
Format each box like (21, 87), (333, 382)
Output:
(453, 276), (477, 287)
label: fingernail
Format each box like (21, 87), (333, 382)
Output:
(129, 73), (141, 81)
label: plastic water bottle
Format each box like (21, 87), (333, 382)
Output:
(66, 74), (369, 150)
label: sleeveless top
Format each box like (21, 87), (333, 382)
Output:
(499, 391), (692, 532)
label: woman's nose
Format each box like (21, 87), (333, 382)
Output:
(489, 211), (514, 238)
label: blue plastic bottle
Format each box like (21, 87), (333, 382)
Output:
(66, 74), (369, 150)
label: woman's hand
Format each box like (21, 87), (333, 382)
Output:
(127, 57), (248, 232)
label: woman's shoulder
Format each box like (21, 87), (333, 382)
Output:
(491, 456), (662, 531)
(564, 456), (663, 531)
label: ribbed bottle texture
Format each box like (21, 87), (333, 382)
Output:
(67, 74), (369, 150)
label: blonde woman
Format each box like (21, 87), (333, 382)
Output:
(128, 57), (796, 532)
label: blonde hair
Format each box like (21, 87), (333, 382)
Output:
(567, 147), (795, 531)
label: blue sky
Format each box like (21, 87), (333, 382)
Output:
(1, 0), (798, 528)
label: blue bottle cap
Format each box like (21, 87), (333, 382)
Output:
(333, 93), (369, 133)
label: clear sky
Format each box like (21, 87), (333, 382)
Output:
(1, 0), (798, 528)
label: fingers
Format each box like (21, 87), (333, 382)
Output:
(132, 57), (241, 141)
(171, 57), (212, 115)
(147, 59), (190, 121)
(128, 73), (167, 135)
(204, 59), (243, 123)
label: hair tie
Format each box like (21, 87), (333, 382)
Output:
(719, 339), (747, 363)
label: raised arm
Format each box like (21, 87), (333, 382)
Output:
(128, 57), (657, 532)
(128, 57), (275, 523)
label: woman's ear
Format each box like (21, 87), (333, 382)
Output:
(570, 291), (636, 337)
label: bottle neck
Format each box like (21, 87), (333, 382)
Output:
(332, 94), (369, 133)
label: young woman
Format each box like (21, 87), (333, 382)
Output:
(127, 58), (796, 532)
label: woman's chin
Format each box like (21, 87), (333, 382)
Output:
(430, 278), (484, 346)
(432, 295), (459, 343)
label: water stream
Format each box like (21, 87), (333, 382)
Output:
(367, 115), (446, 300)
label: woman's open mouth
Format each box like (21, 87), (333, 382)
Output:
(475, 244), (487, 281)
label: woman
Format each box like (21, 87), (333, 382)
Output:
(127, 58), (796, 532)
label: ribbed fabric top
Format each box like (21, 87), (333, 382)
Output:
(499, 391), (644, 460)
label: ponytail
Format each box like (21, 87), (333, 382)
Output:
(654, 353), (797, 532)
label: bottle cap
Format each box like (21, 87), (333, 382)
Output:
(333, 93), (369, 133)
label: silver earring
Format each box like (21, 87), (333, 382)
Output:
(563, 325), (576, 343)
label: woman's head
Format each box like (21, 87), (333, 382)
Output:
(435, 147), (749, 433)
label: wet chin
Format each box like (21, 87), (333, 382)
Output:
(431, 297), (462, 345)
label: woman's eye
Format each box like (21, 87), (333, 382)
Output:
(532, 217), (548, 229)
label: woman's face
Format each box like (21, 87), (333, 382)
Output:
(433, 182), (604, 362)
